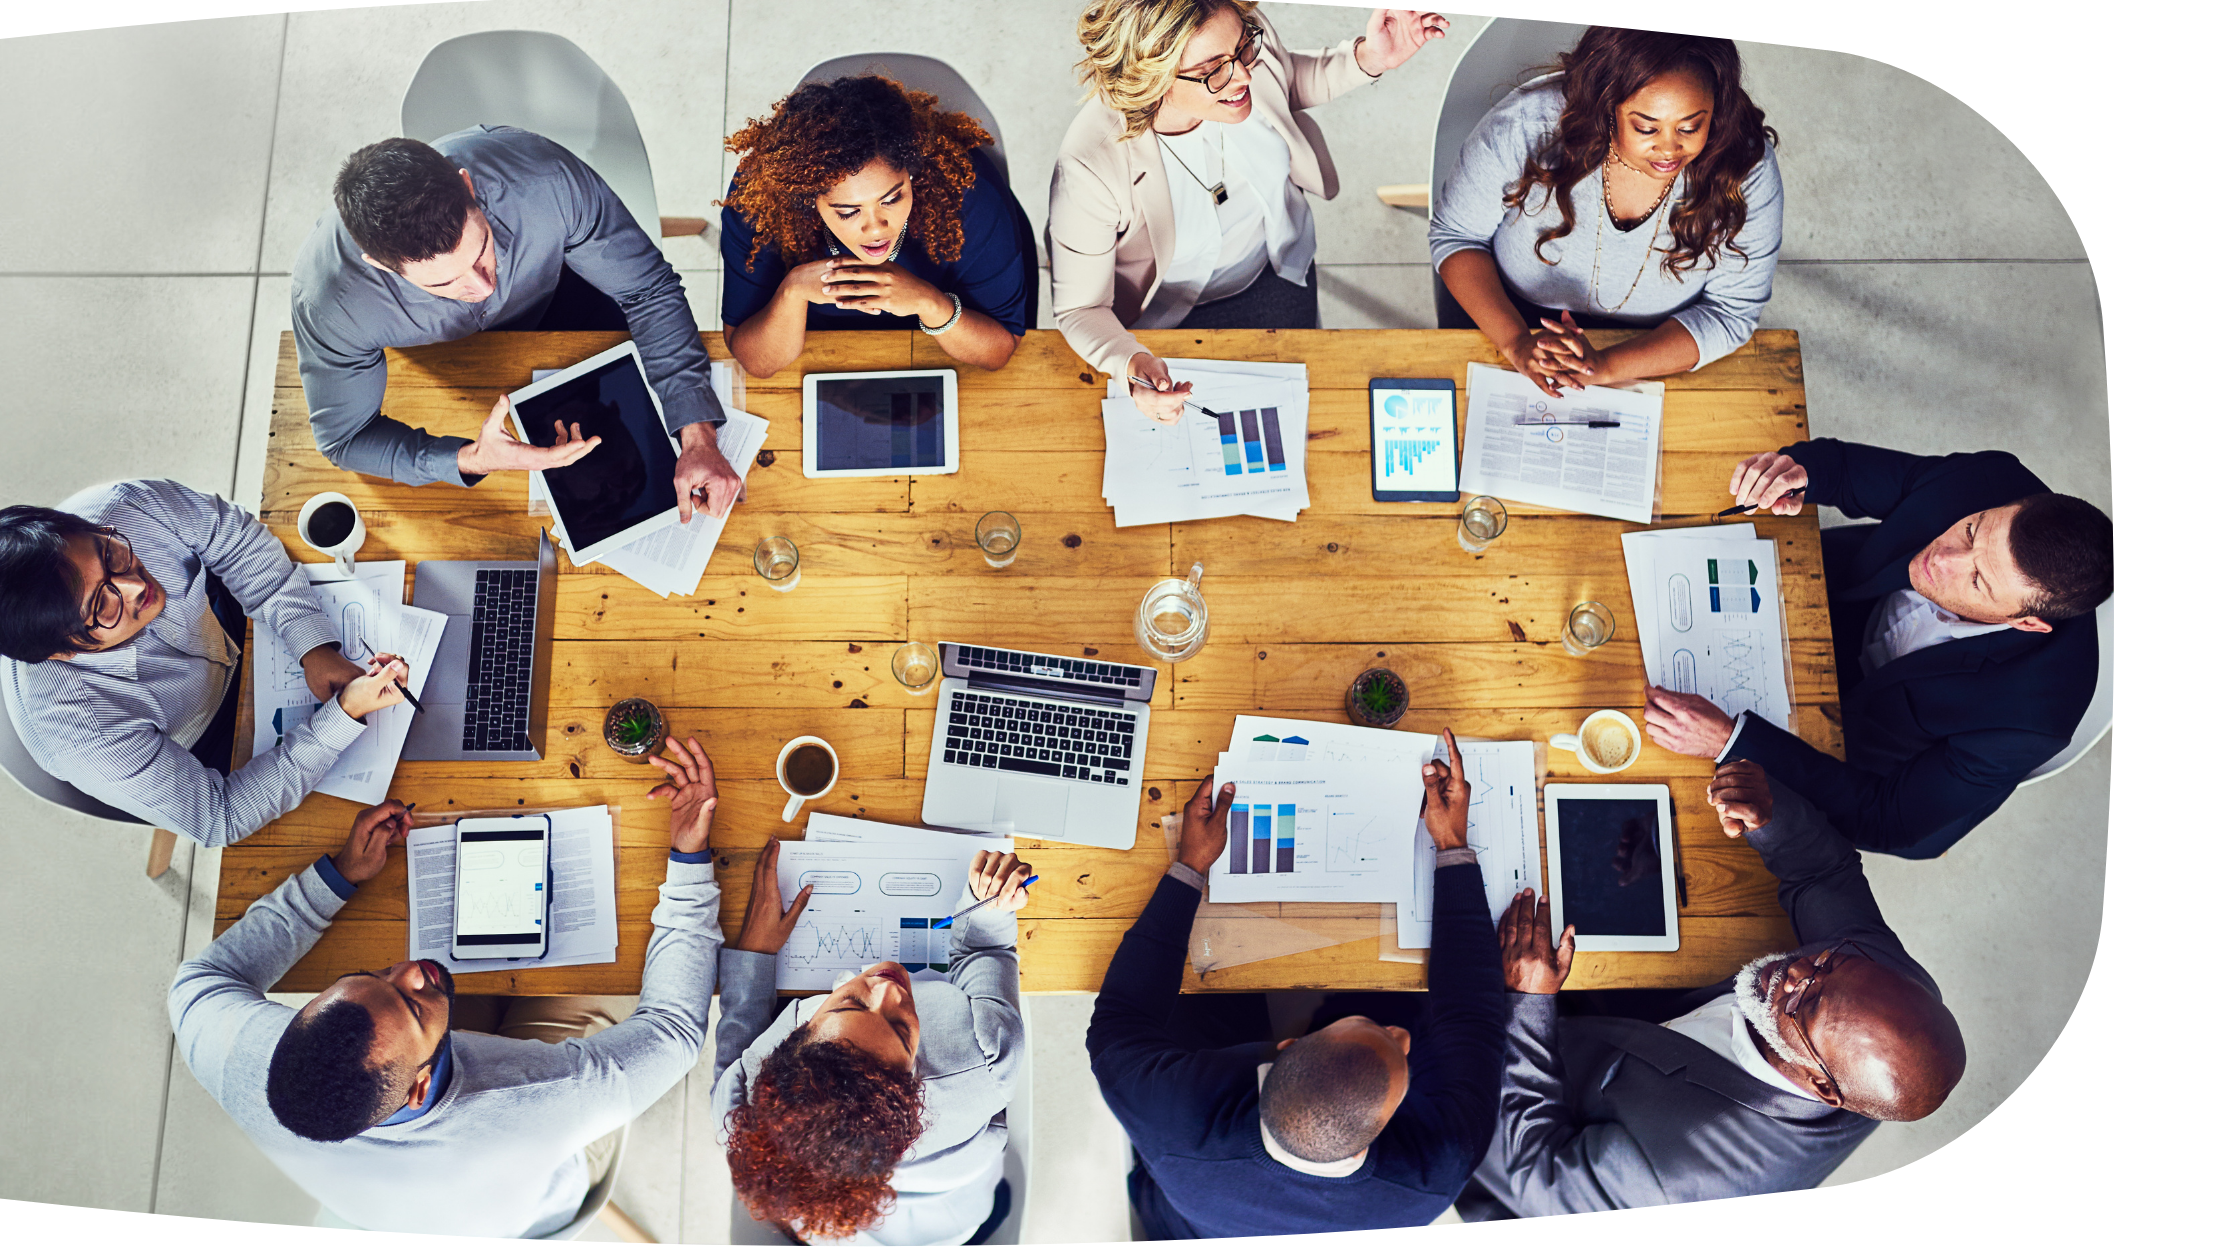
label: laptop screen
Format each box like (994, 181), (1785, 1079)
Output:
(942, 642), (1157, 702)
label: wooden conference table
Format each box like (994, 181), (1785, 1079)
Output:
(221, 327), (1835, 995)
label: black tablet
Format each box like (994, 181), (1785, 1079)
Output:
(507, 342), (682, 564)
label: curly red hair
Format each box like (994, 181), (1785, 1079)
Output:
(724, 1025), (926, 1240)
(721, 74), (990, 273)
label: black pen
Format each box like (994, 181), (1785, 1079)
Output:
(357, 637), (425, 713)
(1515, 418), (1621, 428)
(1716, 485), (1808, 517)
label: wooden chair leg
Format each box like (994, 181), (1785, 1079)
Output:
(597, 1199), (657, 1244)
(660, 216), (709, 238)
(147, 829), (177, 879)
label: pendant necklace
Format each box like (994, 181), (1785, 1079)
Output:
(1157, 126), (1228, 206)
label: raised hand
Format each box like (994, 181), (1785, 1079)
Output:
(455, 395), (601, 476)
(1421, 727), (1472, 850)
(1357, 9), (1450, 75)
(735, 840), (812, 954)
(645, 735), (720, 854)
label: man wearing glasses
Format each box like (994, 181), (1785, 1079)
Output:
(1460, 760), (1966, 1217)
(0, 481), (411, 846)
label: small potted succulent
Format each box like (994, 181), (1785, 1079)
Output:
(603, 697), (668, 763)
(1346, 667), (1410, 729)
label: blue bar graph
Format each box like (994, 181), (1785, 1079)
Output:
(1384, 438), (1444, 477)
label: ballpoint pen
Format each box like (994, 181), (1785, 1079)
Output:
(1514, 418), (1621, 428)
(357, 637), (425, 713)
(931, 874), (1040, 929)
(1126, 375), (1222, 418)
(1716, 485), (1808, 517)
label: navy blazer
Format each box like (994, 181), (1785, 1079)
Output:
(1725, 438), (2099, 858)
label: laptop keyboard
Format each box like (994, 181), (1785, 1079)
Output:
(463, 568), (536, 752)
(943, 692), (1136, 786)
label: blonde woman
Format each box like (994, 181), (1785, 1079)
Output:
(1052, 3), (1448, 422)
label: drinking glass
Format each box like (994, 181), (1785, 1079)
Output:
(892, 641), (940, 695)
(1457, 495), (1508, 554)
(976, 511), (1021, 568)
(753, 536), (801, 593)
(1562, 600), (1615, 656)
(1136, 562), (1209, 663)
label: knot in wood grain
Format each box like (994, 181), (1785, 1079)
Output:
(1063, 533), (1082, 548)
(754, 450), (776, 467)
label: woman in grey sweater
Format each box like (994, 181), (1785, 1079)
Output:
(713, 843), (1033, 1245)
(1429, 28), (1781, 397)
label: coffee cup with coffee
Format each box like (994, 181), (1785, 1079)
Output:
(1551, 709), (1643, 774)
(777, 735), (839, 822)
(296, 491), (365, 576)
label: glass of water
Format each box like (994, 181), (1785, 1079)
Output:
(753, 536), (801, 593)
(892, 641), (940, 695)
(1457, 495), (1508, 554)
(1562, 600), (1615, 656)
(976, 511), (1021, 568)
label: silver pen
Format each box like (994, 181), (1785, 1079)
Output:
(1126, 375), (1221, 418)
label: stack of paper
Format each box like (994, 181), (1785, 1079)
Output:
(1099, 359), (1310, 526)
(406, 805), (621, 974)
(1459, 361), (1665, 523)
(1620, 523), (1792, 731)
(1395, 740), (1539, 949)
(1209, 717), (1434, 904)
(772, 813), (1012, 990)
(529, 361), (770, 598)
(250, 559), (447, 805)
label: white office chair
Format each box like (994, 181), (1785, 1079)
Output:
(790, 53), (1010, 186)
(0, 662), (176, 876)
(2019, 597), (2114, 786)
(311, 1124), (639, 1240)
(401, 31), (692, 243)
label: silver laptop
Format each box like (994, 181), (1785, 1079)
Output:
(400, 530), (559, 762)
(918, 642), (1157, 849)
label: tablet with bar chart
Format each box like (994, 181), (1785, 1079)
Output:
(1369, 378), (1459, 501)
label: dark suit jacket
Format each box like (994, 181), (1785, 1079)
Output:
(1726, 438), (2099, 858)
(1469, 779), (1939, 1214)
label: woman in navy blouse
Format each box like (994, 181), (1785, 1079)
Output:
(720, 75), (1035, 376)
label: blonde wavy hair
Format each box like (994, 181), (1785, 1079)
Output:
(1075, 0), (1263, 141)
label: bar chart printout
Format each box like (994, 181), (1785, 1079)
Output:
(1207, 765), (1421, 904)
(1213, 408), (1288, 476)
(1227, 802), (1299, 873)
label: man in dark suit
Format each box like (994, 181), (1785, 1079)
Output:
(1459, 760), (1965, 1217)
(1642, 439), (2113, 858)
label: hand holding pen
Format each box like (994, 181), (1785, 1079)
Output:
(1725, 451), (1811, 516)
(356, 636), (424, 713)
(1125, 351), (1210, 424)
(935, 852), (1037, 927)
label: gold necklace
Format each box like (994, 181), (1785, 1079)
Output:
(1589, 154), (1678, 312)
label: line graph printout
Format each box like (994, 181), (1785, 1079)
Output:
(1620, 524), (1793, 732)
(774, 814), (1013, 990)
(1397, 741), (1541, 950)
(1206, 764), (1426, 905)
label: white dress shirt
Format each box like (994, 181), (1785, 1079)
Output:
(1139, 113), (1317, 328)
(1661, 991), (1820, 1100)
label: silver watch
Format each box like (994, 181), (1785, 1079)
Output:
(919, 291), (964, 336)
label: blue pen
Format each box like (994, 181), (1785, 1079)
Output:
(932, 875), (1040, 929)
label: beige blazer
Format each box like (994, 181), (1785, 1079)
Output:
(1047, 26), (1378, 378)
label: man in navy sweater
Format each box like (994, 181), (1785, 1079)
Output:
(1087, 730), (1505, 1239)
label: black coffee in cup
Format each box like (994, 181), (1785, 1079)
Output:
(782, 742), (835, 795)
(306, 501), (357, 549)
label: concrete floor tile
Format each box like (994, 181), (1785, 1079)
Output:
(0, 16), (283, 273)
(233, 275), (295, 506)
(1318, 262), (1436, 330)
(0, 276), (255, 506)
(151, 1043), (319, 1226)
(1018, 994), (1132, 1244)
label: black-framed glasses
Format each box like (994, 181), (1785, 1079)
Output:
(81, 528), (139, 633)
(1174, 23), (1263, 95)
(1775, 939), (1863, 1104)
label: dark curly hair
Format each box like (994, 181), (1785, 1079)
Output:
(1507, 27), (1775, 280)
(724, 1024), (926, 1240)
(720, 74), (990, 274)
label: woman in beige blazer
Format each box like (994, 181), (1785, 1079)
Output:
(1052, 3), (1447, 421)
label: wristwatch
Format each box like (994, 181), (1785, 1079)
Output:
(919, 291), (964, 336)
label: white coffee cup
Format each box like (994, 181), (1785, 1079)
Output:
(776, 735), (840, 822)
(1552, 709), (1643, 774)
(296, 491), (365, 576)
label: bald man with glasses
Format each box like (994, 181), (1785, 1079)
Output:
(1459, 760), (1966, 1218)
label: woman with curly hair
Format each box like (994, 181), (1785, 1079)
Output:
(719, 74), (1034, 377)
(1052, 3), (1448, 422)
(1429, 27), (1783, 398)
(713, 842), (1034, 1244)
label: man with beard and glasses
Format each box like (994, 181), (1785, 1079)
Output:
(167, 737), (729, 1237)
(1458, 759), (1965, 1217)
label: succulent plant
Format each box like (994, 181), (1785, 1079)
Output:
(1347, 668), (1410, 729)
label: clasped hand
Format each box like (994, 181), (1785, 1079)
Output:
(791, 257), (945, 323)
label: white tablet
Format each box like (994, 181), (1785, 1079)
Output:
(507, 341), (683, 565)
(1544, 782), (1680, 952)
(801, 369), (960, 478)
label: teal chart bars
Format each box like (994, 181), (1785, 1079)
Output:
(1215, 407), (1288, 476)
(1227, 801), (1299, 873)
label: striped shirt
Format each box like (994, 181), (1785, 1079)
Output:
(4, 480), (365, 846)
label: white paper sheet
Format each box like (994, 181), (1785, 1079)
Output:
(773, 814), (1013, 990)
(249, 564), (446, 805)
(406, 806), (620, 974)
(1205, 762), (1426, 905)
(1101, 359), (1310, 526)
(1397, 740), (1541, 949)
(1621, 525), (1793, 731)
(1459, 362), (1664, 522)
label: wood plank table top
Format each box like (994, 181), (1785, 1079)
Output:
(224, 327), (1833, 994)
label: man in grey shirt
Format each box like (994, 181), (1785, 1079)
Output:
(169, 737), (728, 1237)
(292, 126), (742, 516)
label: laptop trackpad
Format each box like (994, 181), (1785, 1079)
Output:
(993, 779), (1070, 837)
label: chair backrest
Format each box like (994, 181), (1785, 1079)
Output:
(1429, 19), (1590, 329)
(401, 30), (662, 243)
(0, 661), (147, 825)
(791, 54), (1009, 186)
(2020, 597), (2115, 786)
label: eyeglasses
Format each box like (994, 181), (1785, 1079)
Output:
(1774, 939), (1862, 1105)
(1174, 23), (1263, 95)
(82, 529), (140, 634)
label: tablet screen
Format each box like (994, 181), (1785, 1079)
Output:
(1370, 385), (1458, 495)
(1554, 795), (1669, 938)
(814, 375), (948, 471)
(516, 355), (678, 548)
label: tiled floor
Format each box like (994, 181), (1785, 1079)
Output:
(0, 1), (2110, 1243)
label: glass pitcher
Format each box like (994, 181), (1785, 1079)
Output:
(1136, 562), (1209, 663)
